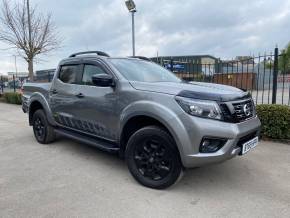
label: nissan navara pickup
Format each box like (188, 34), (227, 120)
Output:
(22, 51), (261, 189)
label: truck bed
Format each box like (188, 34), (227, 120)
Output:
(23, 82), (51, 98)
(22, 83), (51, 113)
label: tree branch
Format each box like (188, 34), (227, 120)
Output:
(0, 0), (61, 80)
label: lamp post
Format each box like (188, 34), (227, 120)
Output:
(13, 55), (18, 78)
(125, 0), (137, 56)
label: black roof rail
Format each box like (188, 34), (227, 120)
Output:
(69, 51), (110, 58)
(129, 56), (152, 62)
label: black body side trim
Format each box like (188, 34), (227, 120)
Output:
(55, 128), (119, 153)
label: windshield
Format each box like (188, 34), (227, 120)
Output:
(109, 59), (181, 83)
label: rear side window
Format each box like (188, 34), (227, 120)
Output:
(82, 64), (107, 85)
(58, 65), (79, 84)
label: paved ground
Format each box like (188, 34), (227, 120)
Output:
(0, 103), (289, 218)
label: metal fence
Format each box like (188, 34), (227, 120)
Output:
(153, 47), (290, 105)
(0, 69), (55, 94)
(0, 74), (23, 93)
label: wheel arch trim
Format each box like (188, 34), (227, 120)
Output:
(28, 92), (56, 126)
(119, 101), (190, 162)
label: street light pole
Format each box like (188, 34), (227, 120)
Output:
(125, 0), (137, 56)
(131, 11), (136, 56)
(13, 55), (18, 78)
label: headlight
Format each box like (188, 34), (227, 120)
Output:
(175, 96), (222, 120)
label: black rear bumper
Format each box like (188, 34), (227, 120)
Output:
(22, 96), (28, 113)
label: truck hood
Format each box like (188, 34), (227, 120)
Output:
(129, 81), (250, 102)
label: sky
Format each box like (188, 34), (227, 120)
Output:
(0, 0), (290, 74)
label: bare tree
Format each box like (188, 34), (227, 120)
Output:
(0, 0), (61, 81)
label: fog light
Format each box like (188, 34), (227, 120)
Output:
(199, 138), (227, 153)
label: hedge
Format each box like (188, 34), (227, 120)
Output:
(2, 92), (22, 105)
(256, 104), (290, 140)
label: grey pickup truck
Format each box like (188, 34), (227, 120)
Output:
(22, 51), (261, 189)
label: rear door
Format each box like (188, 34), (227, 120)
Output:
(49, 63), (83, 129)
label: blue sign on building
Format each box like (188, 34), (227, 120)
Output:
(164, 64), (185, 71)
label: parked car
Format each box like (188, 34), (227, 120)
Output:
(22, 51), (261, 189)
(8, 80), (21, 89)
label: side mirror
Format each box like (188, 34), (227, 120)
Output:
(92, 74), (115, 87)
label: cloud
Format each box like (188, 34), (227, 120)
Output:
(0, 0), (290, 73)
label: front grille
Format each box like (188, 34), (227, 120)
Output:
(220, 104), (232, 121)
(232, 100), (255, 122)
(220, 99), (255, 123)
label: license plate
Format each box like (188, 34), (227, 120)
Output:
(241, 136), (259, 155)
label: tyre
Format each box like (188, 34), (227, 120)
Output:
(32, 109), (56, 144)
(125, 126), (182, 189)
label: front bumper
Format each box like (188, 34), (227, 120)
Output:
(176, 115), (261, 168)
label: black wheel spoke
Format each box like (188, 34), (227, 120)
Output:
(158, 165), (170, 172)
(34, 117), (45, 139)
(134, 155), (143, 160)
(149, 139), (159, 149)
(143, 144), (151, 153)
(134, 138), (173, 181)
(152, 172), (162, 180)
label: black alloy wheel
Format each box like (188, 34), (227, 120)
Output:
(32, 109), (56, 144)
(33, 117), (45, 141)
(134, 138), (173, 181)
(126, 126), (182, 189)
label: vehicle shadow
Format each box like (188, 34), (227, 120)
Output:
(52, 136), (126, 169)
(174, 161), (247, 190)
(51, 136), (268, 195)
(45, 137), (290, 210)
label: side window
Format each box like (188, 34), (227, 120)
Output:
(82, 64), (107, 85)
(58, 65), (79, 84)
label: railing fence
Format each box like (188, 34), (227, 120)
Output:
(153, 47), (290, 105)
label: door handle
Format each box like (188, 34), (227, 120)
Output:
(51, 89), (57, 94)
(76, 93), (85, 98)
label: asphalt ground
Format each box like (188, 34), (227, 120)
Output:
(0, 103), (289, 218)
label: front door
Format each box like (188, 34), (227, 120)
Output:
(73, 61), (119, 141)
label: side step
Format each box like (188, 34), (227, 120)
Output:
(55, 128), (120, 153)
